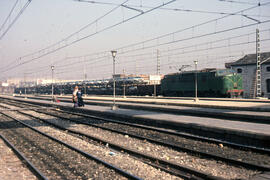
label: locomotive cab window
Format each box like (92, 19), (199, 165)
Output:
(233, 83), (237, 89)
(266, 66), (270, 72)
(237, 68), (242, 73)
(267, 79), (270, 93)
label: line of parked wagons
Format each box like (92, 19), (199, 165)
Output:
(15, 69), (243, 98)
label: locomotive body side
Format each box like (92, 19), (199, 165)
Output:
(161, 69), (243, 97)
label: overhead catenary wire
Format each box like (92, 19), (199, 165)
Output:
(0, 0), (32, 41)
(76, 2), (270, 59)
(54, 42), (266, 78)
(119, 30), (263, 58)
(76, 0), (261, 6)
(20, 27), (270, 77)
(118, 19), (270, 55)
(218, 0), (261, 5)
(25, 37), (270, 79)
(2, 1), (270, 81)
(1, 0), (177, 73)
(1, 0), (266, 70)
(59, 27), (270, 66)
(38, 40), (260, 79)
(60, 19), (270, 65)
(163, 51), (254, 68)
(160, 38), (270, 59)
(75, 0), (269, 18)
(0, 0), (19, 33)
(111, 38), (270, 71)
(19, 1), (270, 74)
(17, 47), (255, 79)
(0, 0), (129, 71)
(19, 0), (130, 59)
(116, 2), (270, 54)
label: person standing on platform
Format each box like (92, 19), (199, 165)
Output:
(72, 86), (79, 107)
(77, 88), (84, 107)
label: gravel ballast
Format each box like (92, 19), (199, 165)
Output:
(15, 106), (260, 180)
(0, 104), (183, 180)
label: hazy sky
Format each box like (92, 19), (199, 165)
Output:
(0, 0), (270, 81)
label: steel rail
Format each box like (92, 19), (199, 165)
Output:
(33, 108), (270, 172)
(0, 132), (48, 180)
(1, 99), (270, 169)
(15, 109), (224, 180)
(55, 107), (270, 155)
(0, 107), (54, 112)
(0, 112), (142, 180)
(2, 100), (270, 178)
(1, 98), (270, 154)
(0, 102), (220, 179)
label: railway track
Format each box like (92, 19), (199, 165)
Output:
(0, 98), (269, 179)
(0, 100), (218, 180)
(0, 112), (139, 180)
(3, 97), (269, 153)
(0, 133), (47, 180)
(2, 99), (270, 159)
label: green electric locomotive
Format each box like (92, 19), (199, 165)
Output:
(161, 69), (243, 97)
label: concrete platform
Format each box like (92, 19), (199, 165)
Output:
(21, 94), (270, 112)
(81, 96), (270, 112)
(13, 94), (270, 123)
(1, 95), (270, 148)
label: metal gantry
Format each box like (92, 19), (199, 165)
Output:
(154, 49), (160, 97)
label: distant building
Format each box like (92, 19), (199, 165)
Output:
(7, 78), (21, 87)
(225, 52), (270, 98)
(0, 82), (15, 94)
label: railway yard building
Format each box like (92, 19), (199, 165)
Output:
(226, 52), (270, 99)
